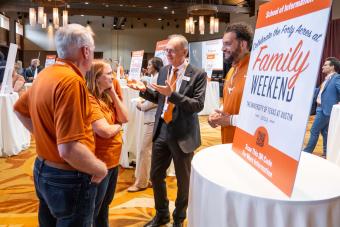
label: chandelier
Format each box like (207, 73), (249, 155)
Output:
(185, 4), (219, 35)
(29, 3), (68, 29)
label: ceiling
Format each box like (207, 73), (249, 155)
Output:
(0, 0), (255, 22)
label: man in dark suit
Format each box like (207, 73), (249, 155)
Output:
(24, 59), (43, 82)
(128, 34), (207, 227)
(304, 57), (340, 156)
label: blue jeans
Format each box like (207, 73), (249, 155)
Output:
(34, 158), (97, 227)
(94, 166), (119, 227)
(304, 107), (330, 155)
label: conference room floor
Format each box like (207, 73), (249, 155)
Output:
(0, 115), (322, 226)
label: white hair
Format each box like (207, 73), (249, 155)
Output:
(168, 34), (188, 50)
(55, 24), (94, 60)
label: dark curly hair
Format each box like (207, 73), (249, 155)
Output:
(225, 22), (254, 50)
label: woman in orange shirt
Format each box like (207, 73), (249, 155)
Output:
(86, 60), (128, 227)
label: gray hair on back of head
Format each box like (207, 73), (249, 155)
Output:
(168, 34), (188, 50)
(55, 24), (94, 60)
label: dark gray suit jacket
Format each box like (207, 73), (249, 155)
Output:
(140, 64), (207, 153)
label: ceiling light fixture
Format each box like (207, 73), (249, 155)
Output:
(185, 4), (219, 35)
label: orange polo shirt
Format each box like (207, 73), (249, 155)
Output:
(89, 92), (123, 169)
(222, 54), (250, 144)
(13, 58), (95, 163)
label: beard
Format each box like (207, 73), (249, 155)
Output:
(224, 42), (242, 64)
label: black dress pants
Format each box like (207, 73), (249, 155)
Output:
(150, 119), (194, 222)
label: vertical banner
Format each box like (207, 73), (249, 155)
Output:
(0, 43), (18, 95)
(45, 55), (56, 68)
(232, 0), (332, 196)
(203, 39), (223, 78)
(155, 39), (169, 66)
(128, 50), (144, 81)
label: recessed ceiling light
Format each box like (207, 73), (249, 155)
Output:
(148, 5), (152, 8)
(105, 4), (109, 7)
(158, 18), (162, 21)
(120, 4), (123, 7)
(85, 2), (89, 5)
(81, 15), (84, 17)
(164, 6), (168, 10)
(171, 10), (175, 14)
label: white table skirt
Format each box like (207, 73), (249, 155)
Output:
(327, 104), (340, 166)
(199, 81), (220, 115)
(0, 93), (30, 157)
(188, 144), (340, 227)
(120, 98), (145, 168)
(120, 97), (176, 175)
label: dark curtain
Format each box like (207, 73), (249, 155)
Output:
(318, 18), (340, 86)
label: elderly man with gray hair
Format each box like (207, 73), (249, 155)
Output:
(14, 24), (107, 227)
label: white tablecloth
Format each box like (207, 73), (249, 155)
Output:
(120, 98), (145, 168)
(327, 104), (340, 166)
(199, 81), (220, 115)
(0, 93), (30, 157)
(120, 97), (176, 175)
(188, 144), (340, 227)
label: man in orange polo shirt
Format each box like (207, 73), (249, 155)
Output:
(208, 23), (254, 143)
(14, 24), (107, 227)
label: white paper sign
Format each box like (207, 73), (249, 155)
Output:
(0, 43), (18, 94)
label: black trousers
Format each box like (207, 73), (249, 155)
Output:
(150, 119), (194, 222)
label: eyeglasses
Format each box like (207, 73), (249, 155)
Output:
(165, 48), (177, 54)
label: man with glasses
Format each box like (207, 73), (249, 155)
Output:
(128, 34), (207, 227)
(14, 24), (107, 227)
(208, 23), (254, 144)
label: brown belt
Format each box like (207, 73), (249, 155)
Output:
(317, 103), (321, 107)
(37, 156), (76, 171)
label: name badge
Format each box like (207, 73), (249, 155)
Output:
(183, 76), (190, 82)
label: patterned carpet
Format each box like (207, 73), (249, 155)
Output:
(0, 115), (322, 226)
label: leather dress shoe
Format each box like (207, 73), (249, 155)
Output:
(173, 221), (183, 227)
(144, 215), (170, 227)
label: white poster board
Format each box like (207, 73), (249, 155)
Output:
(154, 39), (169, 66)
(128, 50), (144, 80)
(0, 43), (18, 95)
(203, 39), (223, 78)
(45, 55), (56, 68)
(232, 0), (332, 196)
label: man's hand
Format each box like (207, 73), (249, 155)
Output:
(151, 80), (172, 97)
(214, 109), (231, 127)
(90, 160), (108, 184)
(127, 79), (146, 92)
(208, 110), (220, 128)
(208, 109), (231, 127)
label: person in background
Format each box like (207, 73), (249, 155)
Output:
(128, 57), (163, 192)
(128, 34), (206, 227)
(12, 69), (25, 93)
(208, 22), (253, 143)
(15, 60), (24, 75)
(24, 59), (43, 82)
(304, 57), (340, 157)
(112, 59), (125, 79)
(14, 24), (107, 227)
(86, 60), (128, 227)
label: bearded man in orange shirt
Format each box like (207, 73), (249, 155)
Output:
(208, 23), (254, 143)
